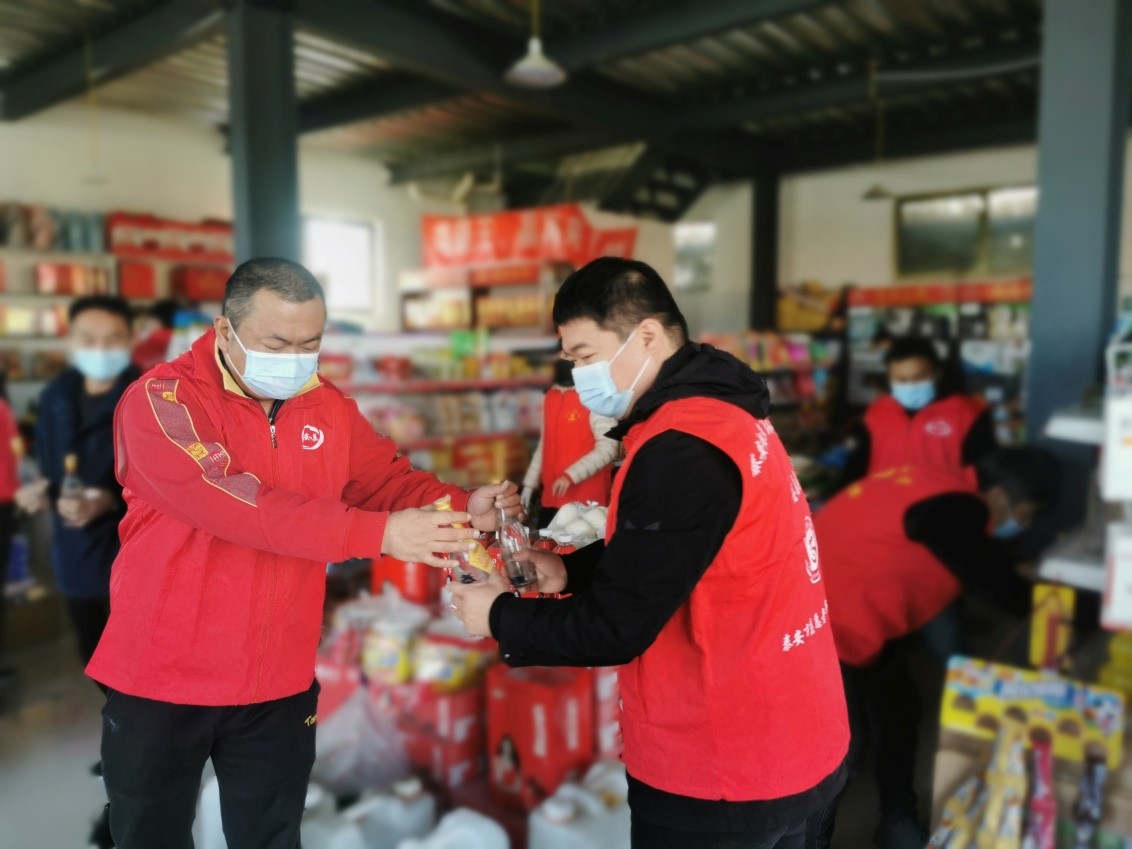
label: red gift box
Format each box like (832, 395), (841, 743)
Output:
(593, 666), (623, 759)
(486, 665), (593, 812)
(117, 260), (157, 299)
(171, 265), (229, 301)
(398, 681), (485, 745)
(314, 656), (364, 720)
(401, 724), (483, 790)
(372, 556), (446, 606)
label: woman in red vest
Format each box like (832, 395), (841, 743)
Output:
(521, 358), (618, 524)
(451, 258), (848, 849)
(814, 447), (1060, 849)
(843, 336), (996, 486)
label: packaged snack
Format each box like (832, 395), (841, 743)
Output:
(1022, 735), (1055, 849)
(434, 495), (494, 582)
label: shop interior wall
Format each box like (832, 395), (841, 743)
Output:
(0, 103), (460, 330)
(777, 141), (1132, 300)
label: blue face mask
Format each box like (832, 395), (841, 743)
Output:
(892, 380), (936, 411)
(572, 330), (651, 420)
(73, 348), (131, 382)
(993, 516), (1023, 539)
(228, 324), (319, 400)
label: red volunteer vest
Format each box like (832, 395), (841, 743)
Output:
(609, 397), (848, 801)
(541, 387), (612, 508)
(816, 466), (974, 668)
(865, 394), (986, 480)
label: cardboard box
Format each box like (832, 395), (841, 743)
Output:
(486, 665), (593, 812)
(117, 260), (157, 299)
(593, 666), (622, 759)
(398, 681), (485, 745)
(402, 724), (483, 790)
(171, 265), (229, 301)
(314, 656), (364, 720)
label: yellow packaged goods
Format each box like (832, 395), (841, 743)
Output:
(1028, 584), (1075, 671)
(433, 495), (494, 576)
(976, 719), (1027, 849)
(931, 773), (987, 848)
(940, 657), (1125, 769)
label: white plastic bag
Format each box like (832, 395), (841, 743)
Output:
(311, 687), (409, 796)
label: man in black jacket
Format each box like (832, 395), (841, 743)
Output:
(451, 258), (848, 849)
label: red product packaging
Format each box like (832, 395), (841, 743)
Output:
(593, 666), (623, 759)
(486, 665), (593, 811)
(314, 656), (364, 721)
(401, 724), (483, 790)
(398, 681), (485, 745)
(35, 262), (70, 295)
(1024, 737), (1056, 849)
(372, 556), (446, 606)
(117, 260), (157, 299)
(171, 265), (229, 301)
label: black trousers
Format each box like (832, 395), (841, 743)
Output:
(631, 805), (836, 849)
(65, 595), (110, 666)
(101, 680), (319, 849)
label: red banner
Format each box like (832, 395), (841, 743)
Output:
(421, 204), (638, 268)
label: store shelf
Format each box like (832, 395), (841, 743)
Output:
(1038, 528), (1106, 593)
(340, 376), (551, 394)
(0, 248), (115, 263)
(398, 428), (541, 452)
(0, 293), (86, 304)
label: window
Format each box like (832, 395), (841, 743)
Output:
(673, 222), (716, 291)
(894, 186), (1036, 278)
(302, 217), (379, 312)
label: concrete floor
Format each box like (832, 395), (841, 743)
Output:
(0, 635), (903, 849)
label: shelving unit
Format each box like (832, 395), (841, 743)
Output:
(340, 376), (551, 395)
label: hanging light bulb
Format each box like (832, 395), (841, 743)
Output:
(505, 0), (566, 88)
(861, 61), (891, 202)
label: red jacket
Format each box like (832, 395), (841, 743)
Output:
(0, 399), (19, 503)
(816, 466), (971, 667)
(87, 330), (468, 706)
(540, 388), (611, 508)
(864, 394), (986, 479)
(609, 397), (848, 801)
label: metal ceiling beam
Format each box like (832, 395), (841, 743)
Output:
(670, 39), (1039, 132)
(298, 77), (459, 134)
(0, 0), (222, 121)
(295, 0), (761, 174)
(549, 0), (829, 71)
(389, 128), (628, 183)
(777, 113), (1036, 173)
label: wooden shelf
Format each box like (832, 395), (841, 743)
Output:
(339, 376), (550, 394)
(0, 248), (115, 263)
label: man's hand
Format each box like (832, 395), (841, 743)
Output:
(383, 506), (482, 569)
(57, 488), (115, 528)
(468, 481), (523, 532)
(524, 548), (568, 595)
(551, 475), (572, 499)
(15, 479), (49, 514)
(449, 569), (511, 637)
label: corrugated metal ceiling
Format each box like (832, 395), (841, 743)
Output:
(0, 0), (156, 72)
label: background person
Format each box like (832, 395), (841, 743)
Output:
(813, 447), (1060, 849)
(451, 257), (848, 849)
(86, 258), (520, 849)
(521, 357), (618, 525)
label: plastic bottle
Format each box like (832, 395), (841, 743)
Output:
(344, 777), (436, 849)
(434, 495), (493, 583)
(554, 536), (576, 556)
(396, 808), (509, 849)
(497, 505), (537, 589)
(60, 453), (83, 500)
(301, 784), (368, 849)
(528, 761), (630, 849)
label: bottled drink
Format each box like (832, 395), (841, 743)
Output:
(433, 496), (492, 584)
(497, 506), (538, 589)
(60, 453), (84, 501)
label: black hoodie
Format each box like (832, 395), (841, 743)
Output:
(489, 344), (844, 831)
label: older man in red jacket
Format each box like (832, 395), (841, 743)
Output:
(88, 257), (519, 849)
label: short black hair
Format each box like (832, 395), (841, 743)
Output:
(222, 257), (325, 329)
(145, 298), (180, 329)
(552, 357), (574, 387)
(69, 295), (133, 327)
(885, 335), (941, 368)
(976, 446), (1062, 509)
(552, 257), (688, 343)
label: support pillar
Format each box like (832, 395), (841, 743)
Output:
(226, 0), (300, 262)
(751, 170), (780, 330)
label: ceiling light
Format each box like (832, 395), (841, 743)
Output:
(504, 0), (566, 89)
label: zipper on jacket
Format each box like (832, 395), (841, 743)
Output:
(267, 399), (283, 448)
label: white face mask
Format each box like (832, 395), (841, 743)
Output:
(227, 324), (319, 400)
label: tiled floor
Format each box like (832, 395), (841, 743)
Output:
(1, 636), (897, 849)
(0, 637), (108, 849)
